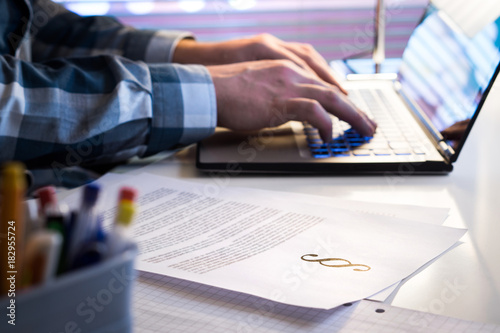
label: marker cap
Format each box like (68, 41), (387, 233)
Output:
(83, 183), (100, 206)
(119, 186), (137, 203)
(37, 186), (57, 212)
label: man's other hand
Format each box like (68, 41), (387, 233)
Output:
(173, 33), (347, 94)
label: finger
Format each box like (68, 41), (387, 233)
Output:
(261, 43), (342, 90)
(281, 42), (348, 95)
(296, 84), (377, 137)
(441, 129), (461, 140)
(441, 120), (470, 139)
(284, 98), (333, 141)
(264, 45), (318, 76)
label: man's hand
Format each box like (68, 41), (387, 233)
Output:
(441, 119), (470, 140)
(173, 33), (347, 94)
(207, 60), (376, 142)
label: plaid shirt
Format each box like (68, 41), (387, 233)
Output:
(0, 0), (216, 169)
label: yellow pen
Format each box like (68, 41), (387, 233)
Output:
(1, 162), (27, 295)
(107, 199), (136, 258)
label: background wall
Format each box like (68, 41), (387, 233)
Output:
(55, 0), (428, 61)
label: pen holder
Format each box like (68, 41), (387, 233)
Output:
(0, 247), (137, 333)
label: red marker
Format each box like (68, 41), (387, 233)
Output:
(37, 186), (57, 215)
(118, 186), (137, 203)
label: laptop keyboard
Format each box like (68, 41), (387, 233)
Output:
(304, 88), (428, 158)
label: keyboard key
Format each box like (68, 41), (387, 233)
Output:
(409, 142), (424, 149)
(313, 154), (331, 159)
(308, 143), (328, 149)
(389, 141), (411, 149)
(385, 134), (406, 141)
(404, 133), (418, 140)
(348, 142), (365, 148)
(393, 149), (412, 155)
(346, 137), (366, 142)
(311, 148), (329, 153)
(307, 138), (323, 143)
(329, 143), (348, 148)
(373, 149), (392, 156)
(364, 142), (389, 149)
(353, 149), (371, 156)
(330, 147), (349, 152)
(331, 138), (345, 143)
(311, 149), (330, 155)
(331, 152), (350, 157)
(370, 137), (388, 143)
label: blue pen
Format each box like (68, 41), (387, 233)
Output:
(66, 184), (100, 268)
(72, 241), (107, 270)
(72, 216), (108, 270)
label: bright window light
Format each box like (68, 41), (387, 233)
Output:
(67, 2), (111, 16)
(228, 0), (257, 11)
(125, 1), (156, 15)
(178, 0), (206, 13)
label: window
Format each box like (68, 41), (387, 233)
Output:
(55, 0), (428, 60)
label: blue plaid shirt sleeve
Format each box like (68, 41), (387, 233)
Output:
(0, 0), (216, 169)
(31, 0), (193, 63)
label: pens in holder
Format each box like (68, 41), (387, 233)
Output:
(35, 185), (72, 275)
(1, 162), (27, 295)
(22, 230), (62, 287)
(66, 183), (100, 268)
(107, 187), (137, 258)
(45, 206), (70, 275)
(37, 186), (57, 216)
(23, 199), (42, 243)
(119, 186), (137, 203)
(72, 215), (107, 270)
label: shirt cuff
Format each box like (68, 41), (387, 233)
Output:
(145, 63), (217, 156)
(144, 30), (194, 63)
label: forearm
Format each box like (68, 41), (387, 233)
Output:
(0, 54), (216, 168)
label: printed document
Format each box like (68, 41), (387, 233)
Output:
(64, 173), (465, 309)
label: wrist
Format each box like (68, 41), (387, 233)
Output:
(172, 39), (218, 65)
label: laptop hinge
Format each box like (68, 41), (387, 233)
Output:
(394, 81), (455, 161)
(438, 141), (455, 160)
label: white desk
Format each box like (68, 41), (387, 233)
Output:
(117, 77), (500, 327)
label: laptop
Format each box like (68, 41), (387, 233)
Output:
(197, 5), (500, 174)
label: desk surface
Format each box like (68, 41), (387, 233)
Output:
(117, 77), (500, 326)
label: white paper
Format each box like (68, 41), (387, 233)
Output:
(91, 171), (450, 227)
(73, 171), (449, 303)
(67, 173), (465, 310)
(134, 272), (498, 333)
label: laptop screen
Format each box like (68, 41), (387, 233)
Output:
(398, 6), (500, 156)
